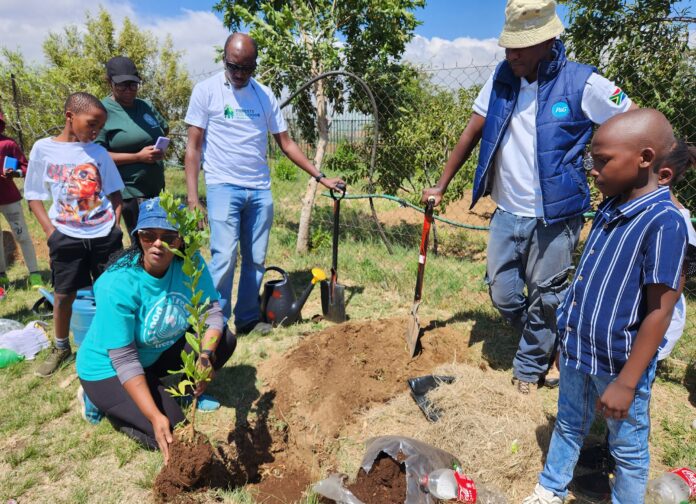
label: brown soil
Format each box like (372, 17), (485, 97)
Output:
(153, 426), (261, 503)
(244, 318), (473, 502)
(154, 433), (217, 503)
(151, 318), (481, 502)
(345, 452), (408, 504)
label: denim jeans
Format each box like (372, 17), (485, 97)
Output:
(486, 208), (582, 382)
(539, 358), (656, 503)
(206, 183), (274, 326)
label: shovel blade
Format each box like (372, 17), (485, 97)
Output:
(320, 280), (346, 323)
(406, 302), (421, 357)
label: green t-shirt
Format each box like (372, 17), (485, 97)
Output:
(96, 97), (168, 199)
(76, 253), (219, 382)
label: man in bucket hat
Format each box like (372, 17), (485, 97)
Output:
(423, 0), (636, 396)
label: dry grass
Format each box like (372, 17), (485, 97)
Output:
(345, 363), (552, 502)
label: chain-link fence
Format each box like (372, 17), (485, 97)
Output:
(0, 56), (694, 369)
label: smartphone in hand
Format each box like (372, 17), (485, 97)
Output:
(154, 137), (170, 152)
(3, 156), (18, 172)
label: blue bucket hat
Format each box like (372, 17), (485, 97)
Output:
(132, 197), (178, 235)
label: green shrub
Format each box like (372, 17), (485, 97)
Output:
(273, 156), (298, 182)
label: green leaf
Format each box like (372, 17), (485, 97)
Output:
(185, 332), (200, 354)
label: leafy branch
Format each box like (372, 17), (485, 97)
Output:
(159, 191), (211, 436)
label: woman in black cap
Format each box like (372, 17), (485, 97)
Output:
(96, 56), (169, 235)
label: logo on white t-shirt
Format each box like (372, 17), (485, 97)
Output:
(551, 101), (570, 118)
(143, 293), (189, 348)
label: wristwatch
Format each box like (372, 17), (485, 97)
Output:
(314, 172), (326, 183)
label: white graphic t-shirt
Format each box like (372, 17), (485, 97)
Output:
(24, 138), (124, 238)
(184, 73), (287, 189)
(76, 253), (219, 381)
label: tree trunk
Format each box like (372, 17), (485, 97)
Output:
(295, 74), (330, 253)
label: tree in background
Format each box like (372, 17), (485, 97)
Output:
(0, 8), (191, 160)
(560, 0), (695, 205)
(214, 0), (425, 253)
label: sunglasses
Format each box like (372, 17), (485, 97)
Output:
(138, 230), (181, 246)
(113, 81), (140, 91)
(224, 61), (256, 74)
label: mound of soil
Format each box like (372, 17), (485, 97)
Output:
(247, 317), (471, 501)
(262, 318), (470, 442)
(346, 452), (408, 504)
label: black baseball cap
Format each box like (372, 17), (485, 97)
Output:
(106, 56), (141, 84)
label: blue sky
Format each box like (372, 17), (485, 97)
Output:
(129, 0), (568, 40)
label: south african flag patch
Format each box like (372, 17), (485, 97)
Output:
(609, 87), (627, 105)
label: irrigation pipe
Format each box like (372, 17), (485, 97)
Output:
(280, 70), (394, 254)
(320, 191), (601, 230)
(320, 191), (490, 230)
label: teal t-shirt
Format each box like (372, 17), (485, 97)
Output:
(76, 253), (219, 382)
(95, 97), (168, 199)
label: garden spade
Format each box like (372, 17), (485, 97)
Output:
(406, 196), (436, 357)
(321, 184), (347, 323)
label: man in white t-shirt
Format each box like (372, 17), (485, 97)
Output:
(422, 0), (636, 395)
(185, 33), (344, 335)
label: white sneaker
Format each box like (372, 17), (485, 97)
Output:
(522, 484), (564, 504)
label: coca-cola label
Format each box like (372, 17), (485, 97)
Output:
(672, 467), (696, 497)
(454, 471), (477, 503)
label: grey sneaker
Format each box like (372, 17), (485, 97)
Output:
(35, 346), (72, 377)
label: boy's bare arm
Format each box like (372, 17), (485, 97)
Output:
(27, 200), (55, 238)
(107, 191), (123, 224)
(598, 280), (683, 419)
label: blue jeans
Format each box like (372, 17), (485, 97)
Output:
(486, 209), (582, 382)
(539, 358), (656, 503)
(206, 183), (274, 326)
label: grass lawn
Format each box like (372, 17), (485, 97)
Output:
(0, 167), (694, 503)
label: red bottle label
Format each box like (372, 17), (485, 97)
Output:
(454, 471), (477, 503)
(672, 468), (696, 497)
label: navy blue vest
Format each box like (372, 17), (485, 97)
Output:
(471, 40), (596, 224)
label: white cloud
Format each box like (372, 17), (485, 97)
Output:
(0, 5), (505, 86)
(0, 0), (135, 64)
(0, 1), (227, 78)
(403, 35), (504, 87)
(147, 10), (229, 77)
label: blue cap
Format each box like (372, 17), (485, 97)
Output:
(132, 197), (178, 235)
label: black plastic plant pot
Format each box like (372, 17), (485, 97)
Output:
(407, 375), (456, 423)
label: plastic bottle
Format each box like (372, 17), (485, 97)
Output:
(419, 467), (508, 503)
(645, 467), (696, 504)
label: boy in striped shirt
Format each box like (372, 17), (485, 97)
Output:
(524, 108), (688, 504)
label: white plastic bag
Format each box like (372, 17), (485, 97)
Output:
(313, 435), (461, 504)
(0, 321), (50, 360)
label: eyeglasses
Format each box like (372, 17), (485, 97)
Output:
(224, 61), (256, 74)
(138, 230), (181, 246)
(113, 81), (140, 91)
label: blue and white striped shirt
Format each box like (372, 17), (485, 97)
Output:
(559, 186), (687, 377)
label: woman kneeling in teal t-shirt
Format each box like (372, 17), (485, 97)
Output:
(76, 197), (236, 462)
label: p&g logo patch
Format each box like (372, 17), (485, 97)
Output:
(551, 101), (570, 118)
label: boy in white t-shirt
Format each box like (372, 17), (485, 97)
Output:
(25, 92), (125, 377)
